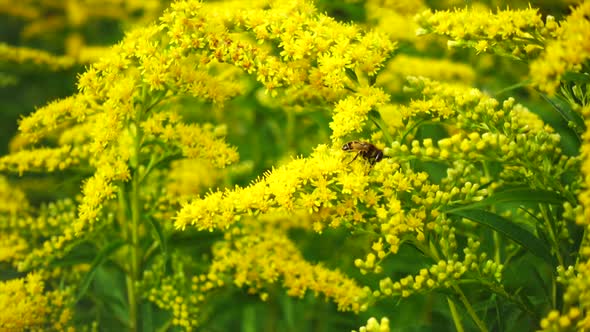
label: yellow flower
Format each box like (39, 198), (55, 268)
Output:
(354, 316), (391, 332)
(416, 6), (546, 60)
(0, 232), (28, 264)
(0, 146), (79, 175)
(207, 219), (372, 313)
(175, 144), (340, 231)
(366, 0), (436, 51)
(75, 162), (125, 234)
(0, 175), (28, 214)
(378, 55), (475, 93)
(0, 42), (75, 70)
(330, 86), (390, 140)
(531, 1), (590, 94)
(0, 273), (73, 331)
(18, 95), (90, 145)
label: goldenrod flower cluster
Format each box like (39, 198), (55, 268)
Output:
(416, 6), (548, 57)
(0, 273), (74, 331)
(539, 263), (590, 331)
(377, 239), (502, 299)
(175, 143), (444, 264)
(0, 42), (75, 70)
(0, 177), (80, 271)
(330, 87), (390, 140)
(157, 0), (395, 100)
(210, 221), (372, 312)
(353, 317), (391, 332)
(417, 1), (590, 96)
(0, 145), (81, 175)
(0, 175), (28, 215)
(366, 0), (425, 40)
(542, 103), (590, 329)
(377, 55), (475, 93)
(386, 77), (573, 193)
(540, 308), (583, 331)
(8, 199), (79, 270)
(576, 106), (590, 226)
(531, 1), (590, 94)
(415, 3), (590, 330)
(1, 0), (590, 331)
(0, 0), (164, 63)
(141, 257), (203, 331)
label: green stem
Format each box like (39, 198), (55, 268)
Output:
(577, 228), (589, 266)
(539, 204), (564, 267)
(412, 240), (488, 331)
(447, 297), (465, 332)
(127, 171), (141, 332)
(453, 285), (488, 332)
(286, 109), (295, 152)
(368, 110), (394, 146)
(483, 282), (538, 320)
(120, 185), (136, 331)
(552, 274), (557, 309)
(126, 92), (146, 332)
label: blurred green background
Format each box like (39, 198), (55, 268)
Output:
(0, 1), (582, 331)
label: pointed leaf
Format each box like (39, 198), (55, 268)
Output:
(539, 93), (584, 138)
(76, 240), (126, 302)
(368, 109), (394, 145)
(562, 71), (590, 83)
(493, 79), (531, 96)
(449, 209), (555, 265)
(345, 68), (359, 84)
(369, 74), (377, 86)
(148, 216), (168, 259)
(445, 188), (564, 213)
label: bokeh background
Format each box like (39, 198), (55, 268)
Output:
(0, 1), (583, 331)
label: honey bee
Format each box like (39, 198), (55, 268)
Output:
(342, 141), (384, 165)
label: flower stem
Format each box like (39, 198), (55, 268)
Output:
(127, 93), (145, 332)
(447, 297), (465, 332)
(453, 285), (488, 332)
(127, 172), (141, 332)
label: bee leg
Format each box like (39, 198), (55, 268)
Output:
(347, 152), (360, 164)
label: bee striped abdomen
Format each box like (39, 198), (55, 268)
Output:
(342, 141), (384, 165)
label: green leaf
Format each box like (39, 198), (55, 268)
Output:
(562, 71), (590, 83)
(142, 302), (154, 332)
(368, 109), (394, 145)
(494, 79), (531, 96)
(242, 305), (257, 332)
(93, 265), (130, 328)
(369, 74), (377, 86)
(448, 209), (555, 265)
(444, 188), (564, 213)
(76, 240), (126, 302)
(281, 295), (296, 331)
(539, 93), (584, 140)
(148, 216), (168, 260)
(344, 68), (359, 84)
(47, 241), (95, 268)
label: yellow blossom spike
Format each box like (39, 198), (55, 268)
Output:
(330, 86), (390, 141)
(416, 6), (546, 60)
(18, 95), (91, 145)
(531, 1), (590, 94)
(0, 42), (75, 70)
(0, 145), (79, 175)
(0, 273), (74, 331)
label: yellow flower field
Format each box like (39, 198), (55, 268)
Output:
(1, 0), (589, 331)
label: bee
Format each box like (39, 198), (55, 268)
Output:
(342, 141), (384, 165)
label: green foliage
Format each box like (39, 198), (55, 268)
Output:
(1, 1), (590, 332)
